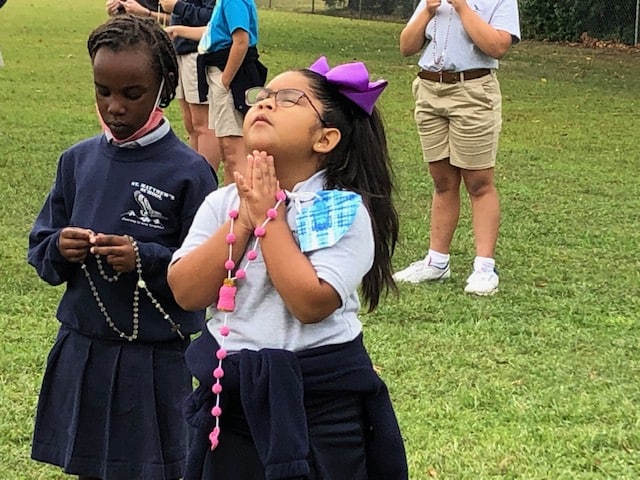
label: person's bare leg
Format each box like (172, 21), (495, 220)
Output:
(218, 136), (247, 185)
(428, 159), (462, 254)
(178, 98), (197, 150)
(461, 167), (499, 258)
(190, 103), (221, 172)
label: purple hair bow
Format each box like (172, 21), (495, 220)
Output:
(307, 56), (387, 116)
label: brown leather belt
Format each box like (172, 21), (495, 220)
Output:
(418, 68), (491, 84)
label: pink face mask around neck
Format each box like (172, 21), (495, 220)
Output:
(96, 79), (165, 144)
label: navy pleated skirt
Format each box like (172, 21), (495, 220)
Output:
(31, 325), (192, 480)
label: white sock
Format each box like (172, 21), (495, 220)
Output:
(474, 256), (495, 273)
(427, 249), (450, 268)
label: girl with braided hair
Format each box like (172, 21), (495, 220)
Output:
(28, 14), (217, 480)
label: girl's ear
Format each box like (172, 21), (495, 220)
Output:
(313, 127), (341, 154)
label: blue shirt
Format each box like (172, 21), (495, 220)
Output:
(197, 0), (258, 53)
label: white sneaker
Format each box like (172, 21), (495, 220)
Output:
(393, 258), (451, 283)
(464, 269), (499, 296)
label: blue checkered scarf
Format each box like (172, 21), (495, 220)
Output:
(292, 190), (362, 253)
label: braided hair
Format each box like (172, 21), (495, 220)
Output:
(301, 69), (399, 312)
(87, 14), (178, 108)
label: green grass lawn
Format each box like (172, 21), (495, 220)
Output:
(1, 1), (639, 478)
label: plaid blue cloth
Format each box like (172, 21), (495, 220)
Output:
(296, 190), (362, 253)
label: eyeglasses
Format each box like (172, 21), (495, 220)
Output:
(245, 87), (328, 127)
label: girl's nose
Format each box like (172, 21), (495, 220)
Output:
(256, 94), (276, 110)
(106, 98), (126, 115)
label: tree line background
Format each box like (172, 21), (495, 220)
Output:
(317, 0), (639, 45)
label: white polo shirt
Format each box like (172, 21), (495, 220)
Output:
(410, 0), (521, 72)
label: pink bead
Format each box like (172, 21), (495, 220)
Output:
(216, 348), (227, 360)
(219, 325), (230, 336)
(212, 426), (220, 436)
(267, 208), (277, 219)
(276, 190), (286, 202)
(254, 226), (266, 237)
(209, 431), (219, 450)
(228, 209), (239, 219)
(225, 233), (236, 244)
(224, 259), (235, 270)
(236, 268), (246, 279)
(212, 382), (222, 394)
(216, 284), (236, 312)
(211, 405), (222, 417)
(247, 250), (258, 261)
(213, 367), (224, 379)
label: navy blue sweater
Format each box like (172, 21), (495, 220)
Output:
(184, 330), (408, 480)
(28, 130), (217, 343)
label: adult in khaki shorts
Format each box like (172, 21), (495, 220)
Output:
(395, 0), (521, 296)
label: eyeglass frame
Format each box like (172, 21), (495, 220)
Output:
(244, 87), (328, 127)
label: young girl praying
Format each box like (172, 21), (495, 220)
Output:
(27, 14), (217, 480)
(168, 56), (408, 480)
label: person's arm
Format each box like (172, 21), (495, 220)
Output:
(399, 0), (438, 57)
(234, 153), (342, 324)
(119, 0), (170, 23)
(449, 0), (513, 58)
(220, 29), (249, 89)
(165, 0), (214, 25)
(165, 25), (207, 42)
(168, 214), (253, 312)
(259, 210), (342, 324)
(28, 157), (85, 285)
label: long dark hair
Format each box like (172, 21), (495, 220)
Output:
(87, 14), (178, 108)
(301, 69), (399, 312)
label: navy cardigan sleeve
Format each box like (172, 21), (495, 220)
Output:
(172, 0), (215, 26)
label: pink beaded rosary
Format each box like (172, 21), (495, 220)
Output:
(208, 189), (287, 450)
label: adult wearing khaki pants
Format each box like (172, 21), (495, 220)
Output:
(395, 0), (520, 295)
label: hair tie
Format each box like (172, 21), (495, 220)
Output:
(307, 56), (387, 116)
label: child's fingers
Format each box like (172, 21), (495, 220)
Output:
(234, 171), (251, 196)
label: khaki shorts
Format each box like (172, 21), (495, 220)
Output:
(412, 71), (502, 170)
(176, 52), (206, 105)
(207, 66), (244, 137)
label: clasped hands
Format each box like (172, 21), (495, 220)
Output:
(59, 228), (136, 273)
(426, 0), (468, 14)
(234, 150), (284, 234)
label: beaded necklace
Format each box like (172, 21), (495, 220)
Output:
(432, 5), (454, 70)
(208, 190), (287, 450)
(81, 235), (184, 341)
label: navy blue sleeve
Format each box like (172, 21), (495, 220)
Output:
(27, 156), (76, 286)
(173, 0), (215, 26)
